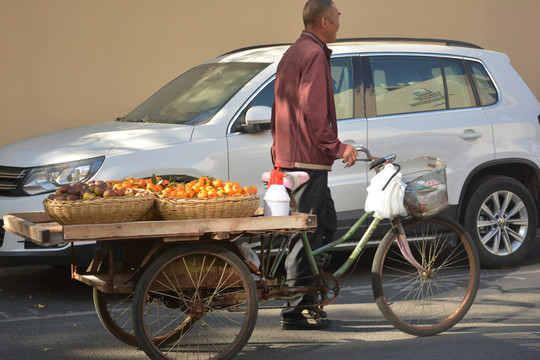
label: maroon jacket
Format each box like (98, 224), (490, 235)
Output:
(271, 31), (346, 171)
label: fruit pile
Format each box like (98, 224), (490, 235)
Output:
(46, 176), (258, 202)
(47, 180), (146, 201)
(110, 176), (170, 193)
(161, 176), (258, 198)
(111, 176), (257, 198)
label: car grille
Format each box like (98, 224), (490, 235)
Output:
(0, 166), (29, 196)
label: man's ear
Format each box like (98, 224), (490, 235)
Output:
(321, 16), (328, 29)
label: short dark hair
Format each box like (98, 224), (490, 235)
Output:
(303, 0), (335, 27)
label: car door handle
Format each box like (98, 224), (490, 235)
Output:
(460, 130), (482, 140)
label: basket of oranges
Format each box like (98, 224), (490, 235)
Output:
(153, 176), (260, 220)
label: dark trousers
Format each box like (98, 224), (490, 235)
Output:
(281, 170), (337, 318)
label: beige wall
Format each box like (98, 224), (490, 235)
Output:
(1, 0), (539, 147)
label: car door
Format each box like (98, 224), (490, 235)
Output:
(227, 56), (368, 233)
(363, 55), (495, 207)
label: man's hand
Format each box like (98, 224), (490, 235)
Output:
(342, 144), (358, 168)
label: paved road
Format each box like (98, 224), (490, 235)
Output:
(1, 237), (539, 360)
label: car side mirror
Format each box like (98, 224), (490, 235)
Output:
(245, 106), (271, 125)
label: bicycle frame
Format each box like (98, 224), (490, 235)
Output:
(259, 145), (428, 286)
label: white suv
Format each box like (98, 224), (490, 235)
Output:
(1, 38), (539, 268)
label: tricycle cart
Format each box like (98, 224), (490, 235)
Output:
(3, 211), (318, 360)
(3, 149), (481, 360)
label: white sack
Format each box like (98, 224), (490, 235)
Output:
(364, 164), (408, 220)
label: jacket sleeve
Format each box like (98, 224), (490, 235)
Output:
(298, 50), (346, 159)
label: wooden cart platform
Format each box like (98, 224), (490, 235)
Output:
(3, 211), (317, 246)
(3, 211), (317, 293)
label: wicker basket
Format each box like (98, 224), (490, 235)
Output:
(401, 157), (448, 218)
(155, 194), (260, 220)
(43, 195), (155, 225)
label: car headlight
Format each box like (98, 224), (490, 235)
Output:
(22, 157), (104, 195)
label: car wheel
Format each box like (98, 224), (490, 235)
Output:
(464, 176), (538, 268)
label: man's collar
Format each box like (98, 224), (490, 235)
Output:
(301, 31), (332, 58)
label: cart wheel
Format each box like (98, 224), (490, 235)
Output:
(132, 243), (258, 360)
(93, 289), (138, 346)
(92, 253), (139, 347)
(93, 271), (184, 347)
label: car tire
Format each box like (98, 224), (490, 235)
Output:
(464, 175), (538, 268)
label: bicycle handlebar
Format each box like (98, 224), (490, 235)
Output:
(368, 154), (397, 170)
(355, 146), (396, 171)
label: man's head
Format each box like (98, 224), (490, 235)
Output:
(303, 0), (340, 44)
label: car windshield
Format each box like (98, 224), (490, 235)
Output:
(121, 62), (270, 125)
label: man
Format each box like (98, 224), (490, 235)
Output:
(271, 0), (358, 330)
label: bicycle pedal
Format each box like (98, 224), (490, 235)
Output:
(315, 252), (332, 268)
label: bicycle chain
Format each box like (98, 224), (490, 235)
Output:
(257, 273), (340, 310)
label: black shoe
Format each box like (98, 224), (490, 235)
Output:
(280, 315), (331, 330)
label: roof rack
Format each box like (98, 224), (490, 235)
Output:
(222, 37), (483, 57)
(221, 43), (292, 56)
(334, 37), (483, 49)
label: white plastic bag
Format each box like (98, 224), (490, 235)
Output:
(364, 164), (408, 220)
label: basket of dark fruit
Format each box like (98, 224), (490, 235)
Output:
(43, 181), (154, 225)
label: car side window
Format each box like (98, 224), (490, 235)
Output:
(467, 61), (498, 106)
(369, 56), (478, 116)
(330, 57), (354, 120)
(442, 58), (476, 109)
(230, 79), (275, 133)
(370, 56), (446, 116)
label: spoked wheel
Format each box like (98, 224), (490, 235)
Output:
(92, 252), (138, 347)
(93, 289), (138, 346)
(371, 215), (480, 337)
(132, 244), (258, 360)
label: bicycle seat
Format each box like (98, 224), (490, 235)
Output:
(261, 171), (310, 191)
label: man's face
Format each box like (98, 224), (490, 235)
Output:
(324, 4), (340, 43)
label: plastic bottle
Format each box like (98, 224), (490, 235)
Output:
(263, 164), (290, 216)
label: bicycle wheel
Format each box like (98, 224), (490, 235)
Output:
(132, 243), (258, 360)
(93, 289), (138, 346)
(371, 215), (480, 336)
